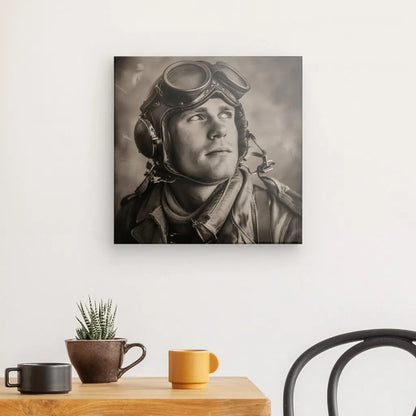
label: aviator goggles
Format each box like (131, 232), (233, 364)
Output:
(142, 61), (251, 112)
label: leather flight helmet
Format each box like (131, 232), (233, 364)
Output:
(134, 60), (251, 181)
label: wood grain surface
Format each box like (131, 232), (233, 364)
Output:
(0, 377), (271, 416)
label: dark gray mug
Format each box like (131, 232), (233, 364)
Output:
(5, 363), (72, 394)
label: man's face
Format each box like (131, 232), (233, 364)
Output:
(168, 98), (239, 183)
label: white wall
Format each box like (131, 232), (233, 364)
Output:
(1, 1), (416, 414)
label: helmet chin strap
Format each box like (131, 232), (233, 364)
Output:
(143, 130), (273, 186)
(137, 160), (228, 189)
(159, 161), (234, 186)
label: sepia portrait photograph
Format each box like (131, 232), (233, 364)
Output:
(114, 57), (302, 244)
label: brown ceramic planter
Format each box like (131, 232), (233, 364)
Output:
(65, 338), (146, 383)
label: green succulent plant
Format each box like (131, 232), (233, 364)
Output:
(75, 297), (118, 340)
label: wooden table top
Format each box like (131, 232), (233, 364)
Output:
(0, 377), (271, 416)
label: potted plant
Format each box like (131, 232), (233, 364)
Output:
(65, 297), (146, 383)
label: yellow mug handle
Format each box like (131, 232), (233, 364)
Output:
(209, 353), (219, 373)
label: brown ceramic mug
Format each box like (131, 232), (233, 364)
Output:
(65, 338), (146, 383)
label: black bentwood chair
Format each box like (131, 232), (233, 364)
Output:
(283, 329), (416, 416)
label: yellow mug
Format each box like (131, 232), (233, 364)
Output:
(168, 349), (219, 389)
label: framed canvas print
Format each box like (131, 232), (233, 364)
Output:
(114, 57), (302, 244)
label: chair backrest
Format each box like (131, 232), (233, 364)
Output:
(283, 329), (416, 416)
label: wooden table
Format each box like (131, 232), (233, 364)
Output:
(0, 377), (271, 416)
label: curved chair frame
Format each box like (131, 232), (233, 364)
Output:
(283, 329), (416, 416)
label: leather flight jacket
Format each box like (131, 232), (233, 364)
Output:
(115, 168), (302, 244)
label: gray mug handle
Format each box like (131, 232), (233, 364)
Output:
(118, 343), (146, 378)
(5, 367), (21, 388)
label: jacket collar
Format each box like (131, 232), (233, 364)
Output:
(130, 168), (254, 243)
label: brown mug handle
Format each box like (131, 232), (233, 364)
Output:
(118, 343), (147, 378)
(5, 368), (21, 388)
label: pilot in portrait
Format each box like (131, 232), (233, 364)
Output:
(115, 59), (302, 244)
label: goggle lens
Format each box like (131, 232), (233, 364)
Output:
(164, 62), (210, 91)
(214, 62), (250, 96)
